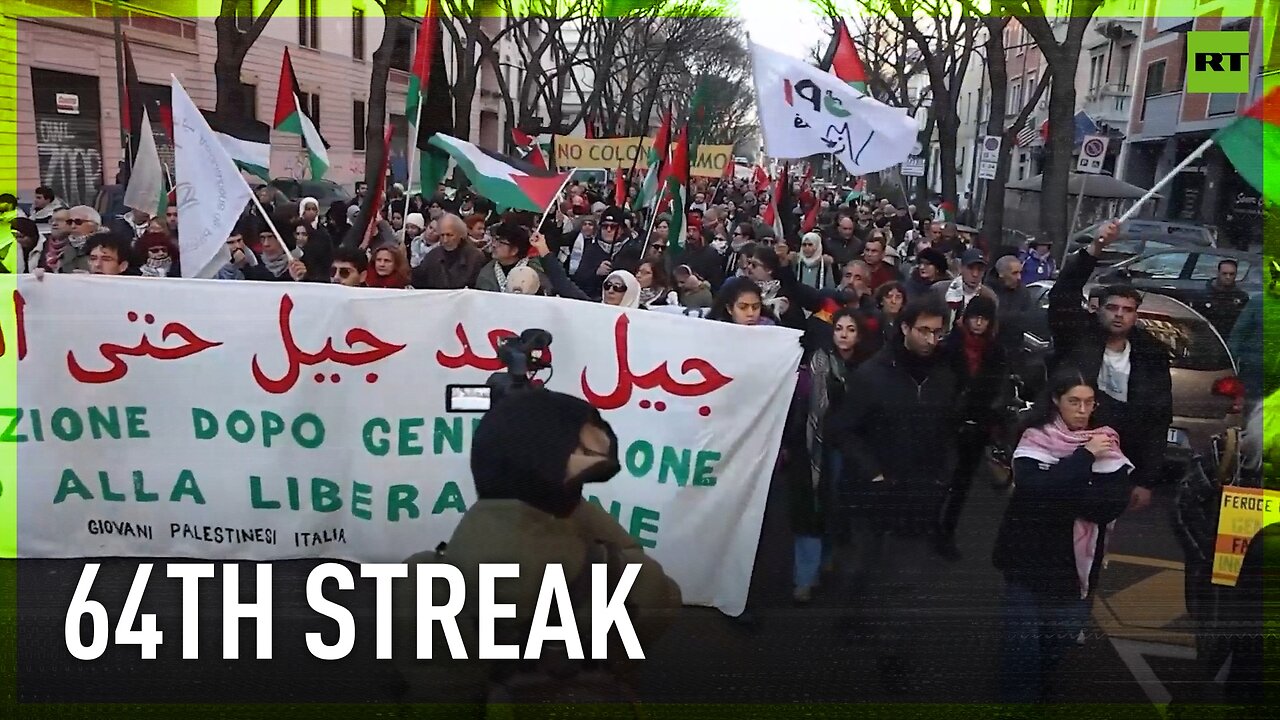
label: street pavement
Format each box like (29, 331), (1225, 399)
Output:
(3, 461), (1253, 712)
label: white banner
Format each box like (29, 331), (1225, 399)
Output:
(751, 42), (918, 175)
(9, 277), (802, 616)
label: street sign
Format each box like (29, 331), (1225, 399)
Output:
(901, 155), (925, 177)
(1077, 134), (1109, 174)
(979, 135), (1001, 162)
(978, 161), (998, 180)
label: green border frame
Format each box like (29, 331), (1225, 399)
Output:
(0, 0), (1275, 716)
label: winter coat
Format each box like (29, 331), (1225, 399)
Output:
(939, 326), (1008, 427)
(1049, 249), (1173, 488)
(473, 257), (547, 293)
(833, 341), (959, 535)
(992, 449), (1131, 601)
(412, 241), (486, 289)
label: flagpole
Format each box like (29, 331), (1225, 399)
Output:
(1116, 137), (1214, 224)
(248, 188), (291, 258)
(404, 100), (423, 223)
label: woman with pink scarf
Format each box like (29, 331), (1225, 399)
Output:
(993, 366), (1134, 705)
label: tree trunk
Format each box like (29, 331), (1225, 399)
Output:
(451, 35), (478, 141)
(213, 16), (246, 118)
(1040, 48), (1077, 259)
(981, 19), (1010, 250)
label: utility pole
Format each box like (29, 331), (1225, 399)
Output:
(112, 0), (129, 186)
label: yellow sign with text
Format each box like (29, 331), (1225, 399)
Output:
(553, 136), (735, 178)
(1211, 486), (1280, 586)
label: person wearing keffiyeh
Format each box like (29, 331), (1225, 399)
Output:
(992, 366), (1134, 705)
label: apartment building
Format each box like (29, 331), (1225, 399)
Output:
(1120, 1), (1273, 227)
(14, 1), (518, 207)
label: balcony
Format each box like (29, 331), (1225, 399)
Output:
(1138, 91), (1181, 137)
(1083, 82), (1134, 125)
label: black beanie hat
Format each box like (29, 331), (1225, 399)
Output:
(963, 294), (997, 321)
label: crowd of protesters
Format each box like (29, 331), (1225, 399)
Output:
(10, 169), (1263, 706)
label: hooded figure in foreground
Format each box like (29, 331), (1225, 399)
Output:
(394, 390), (682, 711)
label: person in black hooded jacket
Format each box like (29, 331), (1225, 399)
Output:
(393, 389), (681, 707)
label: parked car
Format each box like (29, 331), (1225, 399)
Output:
(1071, 219), (1216, 266)
(1020, 280), (1245, 481)
(1092, 245), (1259, 335)
(267, 178), (352, 205)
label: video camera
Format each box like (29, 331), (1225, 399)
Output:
(444, 328), (553, 413)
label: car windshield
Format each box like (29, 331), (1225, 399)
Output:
(1136, 312), (1232, 371)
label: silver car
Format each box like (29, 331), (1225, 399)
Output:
(1022, 281), (1245, 479)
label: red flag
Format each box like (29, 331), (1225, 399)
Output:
(721, 156), (735, 180)
(584, 116), (595, 139)
(761, 164), (788, 241)
(799, 166), (819, 233)
(158, 102), (174, 142)
(614, 167), (627, 207)
(511, 128), (547, 170)
(361, 124), (396, 248)
(753, 165), (770, 193)
(656, 123), (689, 214)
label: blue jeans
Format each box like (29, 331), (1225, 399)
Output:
(1000, 581), (1091, 704)
(793, 536), (825, 588)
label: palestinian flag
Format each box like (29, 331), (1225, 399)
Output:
(406, 0), (441, 192)
(665, 124), (690, 253)
(511, 128), (548, 170)
(273, 47), (330, 179)
(123, 108), (167, 218)
(205, 113), (272, 182)
(615, 166), (628, 207)
(414, 6), (454, 194)
(1214, 86), (1280, 204)
(427, 134), (571, 213)
(119, 33), (146, 168)
(637, 107), (671, 210)
(822, 19), (869, 94)
(799, 166), (819, 233)
(761, 163), (789, 241)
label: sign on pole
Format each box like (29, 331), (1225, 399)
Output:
(901, 156), (926, 177)
(978, 135), (1000, 180)
(1077, 134), (1110, 174)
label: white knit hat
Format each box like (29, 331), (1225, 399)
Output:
(405, 212), (425, 229)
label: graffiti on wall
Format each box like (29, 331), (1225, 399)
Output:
(36, 117), (103, 206)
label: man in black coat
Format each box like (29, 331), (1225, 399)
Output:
(1049, 220), (1173, 510)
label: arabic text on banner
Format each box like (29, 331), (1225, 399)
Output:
(1211, 486), (1280, 586)
(552, 136), (736, 178)
(1, 277), (802, 616)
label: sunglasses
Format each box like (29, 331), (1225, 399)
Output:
(603, 282), (627, 293)
(601, 222), (620, 229)
(331, 266), (355, 279)
(652, 244), (667, 251)
(69, 218), (89, 225)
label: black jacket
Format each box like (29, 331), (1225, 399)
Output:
(992, 449), (1132, 600)
(939, 328), (1007, 426)
(834, 342), (959, 532)
(1049, 248), (1173, 488)
(670, 242), (725, 293)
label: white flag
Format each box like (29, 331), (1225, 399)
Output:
(171, 75), (254, 278)
(123, 108), (166, 219)
(750, 42), (918, 175)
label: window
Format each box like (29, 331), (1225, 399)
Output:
(1207, 92), (1239, 116)
(299, 0), (319, 49)
(353, 9), (365, 60)
(1016, 150), (1029, 180)
(1190, 254), (1252, 282)
(1115, 44), (1132, 91)
(1144, 60), (1166, 97)
(298, 92), (321, 129)
(232, 0), (254, 33)
(391, 19), (415, 72)
(1137, 312), (1232, 372)
(1009, 76), (1023, 109)
(1089, 54), (1104, 92)
(352, 100), (366, 151)
(1025, 71), (1037, 104)
(1125, 251), (1190, 279)
(240, 83), (258, 121)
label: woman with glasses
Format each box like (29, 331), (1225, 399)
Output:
(993, 366), (1133, 704)
(635, 260), (673, 307)
(530, 231), (641, 308)
(474, 223), (545, 293)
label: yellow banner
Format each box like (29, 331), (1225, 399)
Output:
(1211, 486), (1280, 586)
(552, 136), (736, 178)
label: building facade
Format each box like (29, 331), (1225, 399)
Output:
(13, 1), (518, 208)
(1119, 1), (1273, 230)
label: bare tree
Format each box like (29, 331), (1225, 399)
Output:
(213, 0), (285, 117)
(997, 0), (1104, 254)
(885, 0), (981, 210)
(977, 13), (1050, 249)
